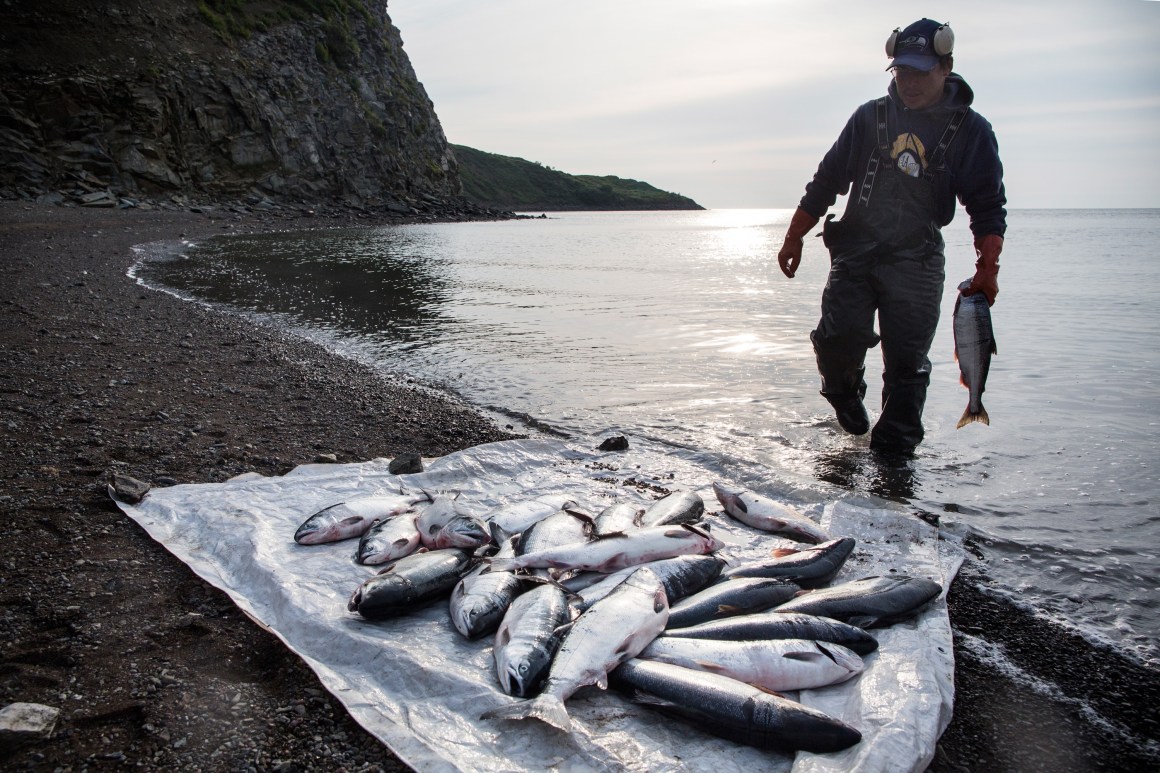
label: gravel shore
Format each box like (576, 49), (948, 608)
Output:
(2, 201), (1155, 772)
(0, 201), (520, 772)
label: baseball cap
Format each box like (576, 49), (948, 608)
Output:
(888, 19), (951, 72)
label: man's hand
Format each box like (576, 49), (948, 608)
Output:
(778, 208), (819, 278)
(963, 234), (1003, 306)
(778, 241), (803, 278)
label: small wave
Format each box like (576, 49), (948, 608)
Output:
(956, 631), (1160, 762)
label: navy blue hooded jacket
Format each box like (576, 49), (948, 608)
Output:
(800, 74), (1006, 240)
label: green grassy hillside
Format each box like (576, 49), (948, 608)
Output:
(451, 145), (703, 211)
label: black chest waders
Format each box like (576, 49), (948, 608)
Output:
(811, 99), (967, 453)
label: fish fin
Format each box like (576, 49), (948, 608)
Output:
(956, 404), (990, 429)
(991, 340), (998, 356)
(716, 605), (743, 616)
(488, 523), (508, 544)
(694, 660), (730, 676)
(847, 615), (880, 628)
(813, 641), (844, 665)
(680, 522), (713, 539)
(563, 508), (596, 526)
(528, 695), (572, 731)
(783, 651), (824, 663)
(488, 558), (517, 573)
(754, 686), (788, 698)
(481, 695), (572, 732)
(770, 548), (799, 558)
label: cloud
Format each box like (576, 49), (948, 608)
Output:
(390, 0), (1160, 208)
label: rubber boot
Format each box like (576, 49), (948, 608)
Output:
(821, 368), (870, 436)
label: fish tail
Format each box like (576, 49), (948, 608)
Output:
(956, 403), (990, 429)
(487, 557), (518, 573)
(481, 694), (572, 732)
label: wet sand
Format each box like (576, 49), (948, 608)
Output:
(1, 201), (1154, 771)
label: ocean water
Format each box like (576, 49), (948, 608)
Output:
(134, 209), (1160, 676)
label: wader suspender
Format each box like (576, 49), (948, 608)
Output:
(857, 97), (969, 206)
(856, 98), (892, 207)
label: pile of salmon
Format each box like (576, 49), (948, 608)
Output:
(293, 481), (942, 755)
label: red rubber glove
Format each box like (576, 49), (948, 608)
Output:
(777, 207), (820, 278)
(964, 234), (1002, 306)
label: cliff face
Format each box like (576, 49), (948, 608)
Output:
(0, 1), (465, 213)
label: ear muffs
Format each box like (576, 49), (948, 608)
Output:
(886, 23), (954, 58)
(885, 28), (902, 58)
(932, 24), (954, 56)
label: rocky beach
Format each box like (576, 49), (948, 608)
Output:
(2, 201), (1155, 772)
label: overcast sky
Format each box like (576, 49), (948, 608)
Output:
(389, 1), (1160, 210)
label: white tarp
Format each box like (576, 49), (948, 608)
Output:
(114, 438), (963, 773)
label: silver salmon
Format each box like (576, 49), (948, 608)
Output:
(638, 637), (864, 692)
(356, 513), (422, 565)
(493, 583), (572, 698)
(567, 555), (725, 615)
(485, 494), (578, 543)
(490, 523), (723, 575)
(665, 577), (801, 629)
(481, 566), (669, 731)
(711, 482), (828, 544)
(639, 490), (705, 527)
(294, 489), (430, 545)
(660, 611), (879, 656)
(347, 549), (477, 620)
(611, 659), (862, 753)
(593, 502), (643, 536)
(449, 557), (525, 640)
(953, 279), (997, 428)
(773, 574), (942, 629)
(721, 537), (855, 588)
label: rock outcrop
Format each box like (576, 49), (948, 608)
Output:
(0, 0), (490, 216)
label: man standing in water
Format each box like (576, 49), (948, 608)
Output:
(777, 19), (1006, 455)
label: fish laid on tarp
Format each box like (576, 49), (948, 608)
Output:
(611, 659), (862, 753)
(348, 549), (477, 620)
(593, 502), (643, 536)
(722, 537), (856, 588)
(660, 611), (879, 656)
(482, 567), (669, 732)
(356, 513), (422, 565)
(294, 489), (430, 545)
(493, 583), (573, 698)
(568, 555), (725, 615)
(515, 509), (593, 556)
(953, 278), (997, 428)
(711, 482), (828, 544)
(489, 524), (723, 575)
(485, 494), (578, 543)
(639, 490), (705, 527)
(773, 575), (942, 628)
(665, 577), (801, 629)
(426, 514), (492, 551)
(416, 494), (469, 548)
(449, 555), (525, 640)
(638, 637), (864, 692)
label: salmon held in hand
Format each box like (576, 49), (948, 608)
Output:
(953, 279), (997, 428)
